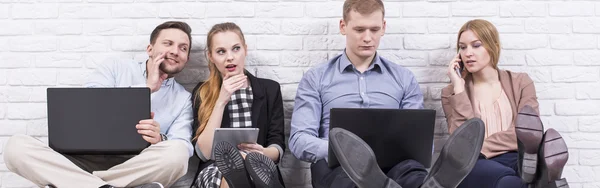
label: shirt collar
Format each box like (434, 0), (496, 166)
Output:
(338, 49), (383, 73)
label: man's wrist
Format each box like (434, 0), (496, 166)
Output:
(160, 133), (168, 142)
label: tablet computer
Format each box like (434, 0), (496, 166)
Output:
(211, 128), (259, 159)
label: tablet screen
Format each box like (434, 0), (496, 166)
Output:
(211, 128), (259, 159)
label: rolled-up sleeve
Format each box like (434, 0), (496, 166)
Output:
(289, 70), (328, 163)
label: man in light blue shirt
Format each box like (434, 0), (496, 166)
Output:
(3, 21), (194, 188)
(288, 40), (424, 164)
(289, 0), (485, 188)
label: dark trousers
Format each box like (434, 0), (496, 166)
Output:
(458, 152), (528, 188)
(311, 159), (427, 188)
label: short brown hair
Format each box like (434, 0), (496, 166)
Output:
(343, 0), (385, 21)
(457, 19), (501, 69)
(149, 21), (193, 52)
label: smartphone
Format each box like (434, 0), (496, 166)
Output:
(455, 56), (464, 77)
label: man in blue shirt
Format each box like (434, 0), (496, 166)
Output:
(289, 1), (485, 187)
(3, 21), (194, 188)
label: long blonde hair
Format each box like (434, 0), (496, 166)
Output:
(193, 22), (246, 141)
(456, 19), (501, 69)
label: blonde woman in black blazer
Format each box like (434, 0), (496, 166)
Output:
(190, 22), (285, 188)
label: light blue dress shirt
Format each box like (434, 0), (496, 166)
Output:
(289, 51), (424, 163)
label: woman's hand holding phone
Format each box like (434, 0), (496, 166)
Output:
(455, 64), (462, 78)
(447, 53), (465, 94)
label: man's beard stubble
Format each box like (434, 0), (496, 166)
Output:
(159, 61), (184, 75)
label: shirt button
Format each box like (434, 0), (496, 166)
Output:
(360, 77), (364, 80)
(361, 92), (365, 95)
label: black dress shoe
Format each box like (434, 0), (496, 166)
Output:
(329, 127), (402, 188)
(535, 129), (569, 188)
(213, 142), (252, 188)
(244, 152), (284, 188)
(515, 105), (545, 183)
(421, 118), (485, 188)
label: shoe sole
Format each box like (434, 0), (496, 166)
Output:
(213, 142), (252, 188)
(329, 128), (397, 188)
(555, 178), (569, 188)
(245, 152), (284, 188)
(515, 106), (544, 183)
(385, 179), (403, 188)
(543, 129), (569, 185)
(422, 118), (485, 188)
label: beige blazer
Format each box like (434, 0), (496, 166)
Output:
(441, 69), (540, 158)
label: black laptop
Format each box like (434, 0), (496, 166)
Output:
(47, 88), (151, 155)
(328, 108), (436, 171)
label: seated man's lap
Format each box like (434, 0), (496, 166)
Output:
(310, 159), (428, 188)
(386, 159), (427, 187)
(63, 154), (133, 173)
(64, 140), (189, 174)
(310, 160), (354, 188)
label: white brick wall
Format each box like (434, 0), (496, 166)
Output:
(0, 0), (599, 187)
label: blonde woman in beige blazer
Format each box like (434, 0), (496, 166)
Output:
(441, 19), (570, 188)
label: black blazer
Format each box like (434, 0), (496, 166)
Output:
(191, 71), (286, 156)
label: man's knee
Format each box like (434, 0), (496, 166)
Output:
(155, 140), (189, 175)
(4, 134), (37, 170)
